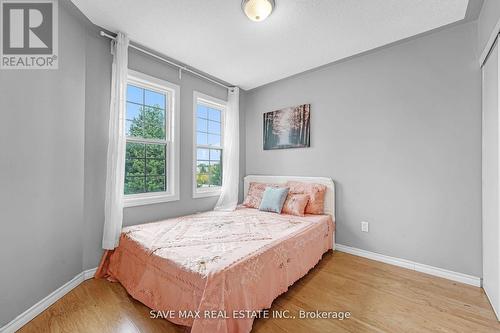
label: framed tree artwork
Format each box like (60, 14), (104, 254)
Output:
(263, 104), (311, 150)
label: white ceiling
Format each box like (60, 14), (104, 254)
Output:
(73, 0), (469, 90)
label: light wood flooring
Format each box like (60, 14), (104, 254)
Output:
(17, 251), (500, 332)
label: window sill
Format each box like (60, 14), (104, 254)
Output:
(193, 188), (221, 199)
(124, 192), (179, 207)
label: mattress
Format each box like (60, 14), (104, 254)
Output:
(96, 207), (334, 333)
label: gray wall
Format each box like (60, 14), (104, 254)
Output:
(0, 2), (86, 326)
(478, 0), (500, 57)
(82, 24), (112, 271)
(243, 21), (482, 276)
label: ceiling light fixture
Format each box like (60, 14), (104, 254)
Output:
(242, 0), (275, 22)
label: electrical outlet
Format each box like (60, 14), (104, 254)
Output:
(361, 221), (369, 233)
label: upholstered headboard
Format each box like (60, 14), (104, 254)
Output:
(243, 175), (335, 220)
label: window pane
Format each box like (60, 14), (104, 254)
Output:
(125, 142), (146, 194)
(146, 144), (166, 159)
(143, 106), (165, 140)
(196, 159), (210, 188)
(197, 132), (208, 145)
(197, 148), (209, 160)
(146, 175), (166, 192)
(124, 142), (168, 195)
(196, 174), (209, 188)
(197, 160), (210, 171)
(208, 120), (221, 134)
(208, 134), (221, 146)
(209, 161), (222, 187)
(125, 120), (132, 137)
(125, 176), (145, 195)
(208, 108), (221, 122)
(197, 118), (208, 132)
(126, 102), (142, 120)
(197, 105), (208, 119)
(127, 85), (143, 104)
(125, 158), (145, 176)
(126, 142), (145, 159)
(145, 89), (166, 109)
(126, 103), (143, 137)
(209, 149), (221, 161)
(146, 158), (165, 176)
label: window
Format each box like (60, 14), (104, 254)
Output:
(193, 91), (226, 198)
(124, 70), (180, 207)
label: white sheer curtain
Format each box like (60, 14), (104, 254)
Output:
(102, 32), (129, 250)
(215, 87), (240, 211)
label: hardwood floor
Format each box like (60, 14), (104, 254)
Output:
(17, 251), (500, 333)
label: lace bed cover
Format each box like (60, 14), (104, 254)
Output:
(95, 207), (334, 333)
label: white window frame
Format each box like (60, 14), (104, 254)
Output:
(124, 70), (180, 207)
(192, 91), (226, 198)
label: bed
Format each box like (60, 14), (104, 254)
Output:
(95, 175), (335, 333)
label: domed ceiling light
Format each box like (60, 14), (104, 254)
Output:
(242, 0), (275, 22)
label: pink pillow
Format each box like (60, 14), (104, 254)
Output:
(243, 182), (283, 209)
(282, 193), (309, 216)
(286, 181), (327, 215)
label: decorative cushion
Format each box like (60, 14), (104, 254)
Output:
(281, 193), (310, 216)
(259, 187), (290, 214)
(243, 182), (283, 209)
(286, 181), (327, 215)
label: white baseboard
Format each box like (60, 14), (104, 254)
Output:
(83, 267), (98, 280)
(335, 244), (481, 287)
(0, 267), (97, 333)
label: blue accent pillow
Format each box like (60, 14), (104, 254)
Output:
(259, 187), (289, 214)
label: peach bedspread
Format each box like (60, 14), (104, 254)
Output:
(95, 207), (334, 333)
